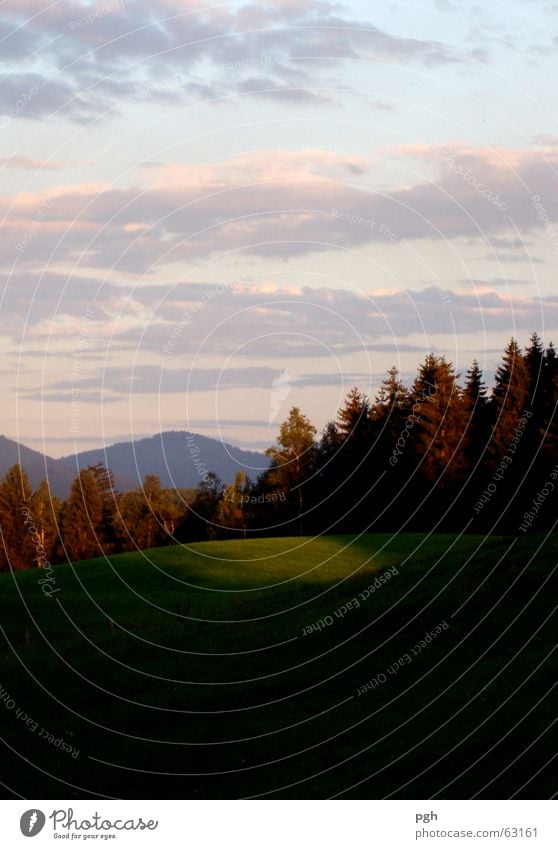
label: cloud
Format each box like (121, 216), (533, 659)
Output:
(23, 389), (122, 404)
(2, 143), (558, 272)
(34, 362), (378, 402)
(0, 0), (477, 122)
(7, 275), (557, 356)
(0, 73), (103, 124)
(457, 277), (536, 289)
(0, 271), (121, 326)
(44, 364), (280, 396)
(10, 276), (558, 420)
(236, 77), (334, 104)
(0, 156), (66, 170)
(531, 135), (558, 146)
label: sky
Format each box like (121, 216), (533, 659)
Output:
(2, 0), (558, 458)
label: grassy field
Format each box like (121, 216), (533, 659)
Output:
(0, 532), (556, 799)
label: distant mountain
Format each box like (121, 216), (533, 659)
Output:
(60, 431), (269, 490)
(0, 435), (76, 499)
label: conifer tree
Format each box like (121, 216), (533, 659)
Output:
(462, 359), (490, 466)
(0, 465), (34, 570)
(541, 342), (558, 458)
(524, 332), (544, 405)
(488, 338), (530, 463)
(371, 366), (410, 452)
(337, 387), (371, 442)
(411, 354), (466, 484)
(86, 463), (117, 552)
(60, 469), (103, 562)
(374, 366), (409, 411)
(337, 387), (385, 531)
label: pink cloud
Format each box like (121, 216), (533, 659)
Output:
(0, 156), (66, 171)
(1, 144), (556, 272)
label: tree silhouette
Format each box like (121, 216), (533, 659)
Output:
(462, 359), (490, 468)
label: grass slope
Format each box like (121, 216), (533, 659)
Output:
(0, 533), (556, 799)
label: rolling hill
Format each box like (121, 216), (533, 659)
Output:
(0, 532), (555, 799)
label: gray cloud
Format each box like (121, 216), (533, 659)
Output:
(0, 0), (477, 122)
(8, 277), (557, 366)
(3, 144), (557, 273)
(0, 271), (120, 326)
(459, 277), (537, 288)
(23, 389), (122, 404)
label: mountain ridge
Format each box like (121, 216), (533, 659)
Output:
(0, 431), (269, 498)
(60, 430), (269, 490)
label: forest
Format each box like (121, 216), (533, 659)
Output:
(2, 332), (557, 571)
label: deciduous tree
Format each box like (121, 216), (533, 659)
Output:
(266, 407), (317, 535)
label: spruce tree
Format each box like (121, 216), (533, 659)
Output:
(462, 359), (490, 467)
(374, 366), (409, 411)
(371, 366), (410, 453)
(335, 388), (376, 530)
(367, 367), (412, 530)
(60, 469), (104, 563)
(0, 465), (34, 570)
(308, 421), (343, 533)
(541, 342), (558, 459)
(337, 387), (371, 442)
(87, 463), (117, 552)
(411, 354), (466, 485)
(488, 338), (530, 463)
(524, 332), (544, 406)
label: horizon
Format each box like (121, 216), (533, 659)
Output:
(0, 427), (269, 460)
(4, 330), (549, 458)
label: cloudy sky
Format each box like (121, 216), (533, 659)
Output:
(2, 0), (558, 457)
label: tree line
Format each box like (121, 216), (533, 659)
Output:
(221, 333), (558, 538)
(1, 333), (557, 570)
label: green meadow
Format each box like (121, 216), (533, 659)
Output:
(0, 533), (556, 799)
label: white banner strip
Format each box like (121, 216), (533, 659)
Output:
(0, 800), (556, 847)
